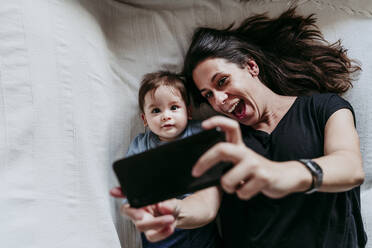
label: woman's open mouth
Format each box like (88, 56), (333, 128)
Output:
(230, 100), (246, 119)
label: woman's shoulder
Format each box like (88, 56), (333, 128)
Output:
(297, 93), (355, 126)
(300, 92), (344, 102)
(311, 92), (345, 100)
(298, 93), (352, 109)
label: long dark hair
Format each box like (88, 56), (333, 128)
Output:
(183, 8), (361, 105)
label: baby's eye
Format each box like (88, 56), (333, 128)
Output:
(217, 77), (228, 87)
(151, 108), (161, 113)
(170, 105), (179, 111)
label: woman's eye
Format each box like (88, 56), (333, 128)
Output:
(204, 92), (213, 99)
(151, 108), (160, 113)
(218, 77), (227, 87)
(170, 105), (179, 110)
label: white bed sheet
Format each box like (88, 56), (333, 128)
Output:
(0, 0), (371, 247)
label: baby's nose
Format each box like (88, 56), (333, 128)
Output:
(162, 113), (171, 121)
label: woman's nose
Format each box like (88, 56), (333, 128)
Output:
(214, 91), (227, 107)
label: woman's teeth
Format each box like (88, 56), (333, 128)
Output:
(228, 100), (240, 113)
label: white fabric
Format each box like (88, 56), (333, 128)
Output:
(251, 0), (372, 17)
(0, 0), (371, 247)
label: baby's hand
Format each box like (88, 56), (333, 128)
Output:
(110, 187), (179, 242)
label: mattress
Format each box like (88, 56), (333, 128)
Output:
(0, 0), (371, 247)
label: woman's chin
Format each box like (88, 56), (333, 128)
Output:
(231, 112), (254, 126)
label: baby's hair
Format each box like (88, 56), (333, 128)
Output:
(138, 71), (189, 113)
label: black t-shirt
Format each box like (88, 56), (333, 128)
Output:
(219, 93), (367, 248)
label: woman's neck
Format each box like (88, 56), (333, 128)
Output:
(252, 94), (297, 134)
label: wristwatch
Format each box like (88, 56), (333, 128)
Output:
(298, 159), (323, 194)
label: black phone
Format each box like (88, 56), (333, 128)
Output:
(113, 128), (233, 208)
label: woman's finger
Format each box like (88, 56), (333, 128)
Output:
(120, 204), (147, 220)
(219, 152), (262, 193)
(219, 160), (253, 194)
(156, 199), (180, 216)
(144, 223), (176, 242)
(135, 215), (175, 232)
(192, 142), (244, 177)
(235, 176), (268, 200)
(202, 116), (243, 145)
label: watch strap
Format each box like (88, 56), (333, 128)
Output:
(298, 159), (323, 194)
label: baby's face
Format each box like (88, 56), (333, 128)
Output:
(142, 85), (189, 142)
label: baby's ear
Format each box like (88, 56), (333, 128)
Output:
(187, 106), (192, 120)
(141, 113), (148, 127)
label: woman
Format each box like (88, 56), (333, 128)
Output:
(111, 8), (367, 247)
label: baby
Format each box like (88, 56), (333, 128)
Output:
(126, 71), (202, 156)
(126, 71), (221, 248)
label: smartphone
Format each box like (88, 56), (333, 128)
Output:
(113, 128), (232, 208)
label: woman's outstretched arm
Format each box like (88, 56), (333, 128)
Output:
(110, 186), (221, 242)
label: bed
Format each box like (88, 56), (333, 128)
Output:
(0, 0), (371, 247)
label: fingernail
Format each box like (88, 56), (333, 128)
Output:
(121, 198), (128, 205)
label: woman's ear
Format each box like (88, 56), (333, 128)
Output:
(245, 59), (259, 77)
(141, 113), (148, 127)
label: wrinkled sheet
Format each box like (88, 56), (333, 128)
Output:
(0, 0), (371, 247)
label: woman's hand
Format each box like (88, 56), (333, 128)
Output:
(110, 187), (179, 242)
(192, 116), (311, 199)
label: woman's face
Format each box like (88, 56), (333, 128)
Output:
(192, 58), (263, 126)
